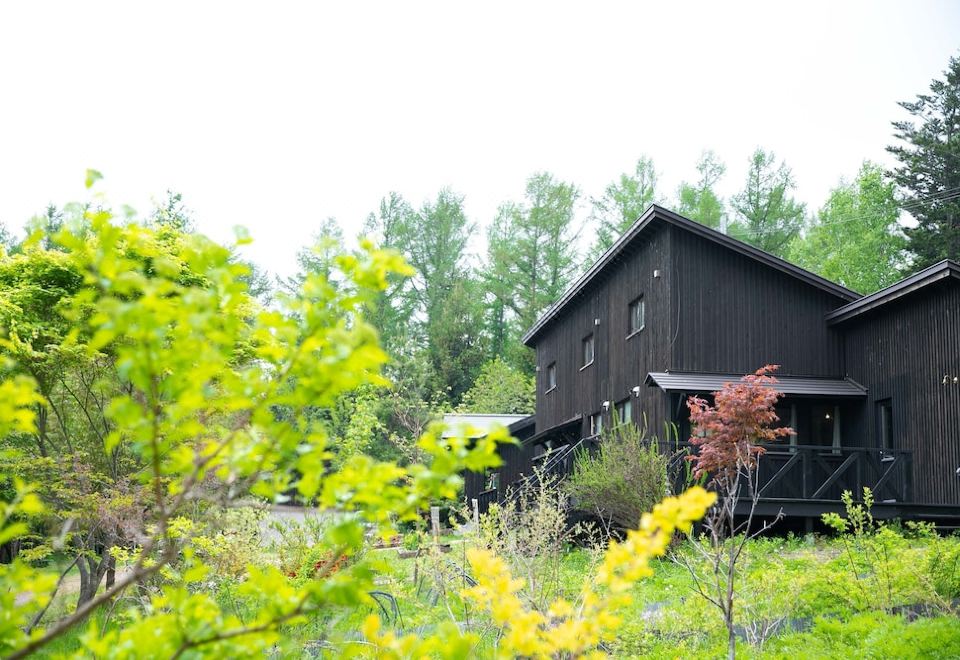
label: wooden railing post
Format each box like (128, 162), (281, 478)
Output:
(801, 448), (810, 498)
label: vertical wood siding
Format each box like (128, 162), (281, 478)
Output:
(842, 282), (960, 505)
(535, 226), (672, 438)
(669, 228), (848, 377)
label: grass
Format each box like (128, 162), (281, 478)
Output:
(23, 532), (960, 658)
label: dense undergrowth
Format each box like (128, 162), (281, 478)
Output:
(31, 521), (960, 658)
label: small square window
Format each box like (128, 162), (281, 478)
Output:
(545, 362), (557, 392)
(615, 398), (633, 426)
(582, 334), (595, 367)
(628, 296), (645, 335)
(589, 412), (603, 437)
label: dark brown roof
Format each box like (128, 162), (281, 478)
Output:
(522, 205), (860, 346)
(645, 371), (867, 397)
(825, 259), (960, 325)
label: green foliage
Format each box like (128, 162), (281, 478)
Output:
(729, 148), (806, 256)
(589, 156), (658, 259)
(458, 357), (535, 414)
(821, 489), (938, 612)
(566, 422), (669, 529)
(677, 150), (727, 229)
(789, 162), (905, 293)
(0, 185), (511, 658)
(148, 190), (194, 233)
(925, 533), (960, 600)
(887, 54), (960, 270)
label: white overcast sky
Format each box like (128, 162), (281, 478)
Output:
(1, 1), (958, 278)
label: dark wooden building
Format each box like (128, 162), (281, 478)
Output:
(468, 205), (960, 524)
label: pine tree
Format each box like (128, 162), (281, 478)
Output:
(729, 149), (806, 257)
(887, 54), (960, 270)
(677, 151), (726, 230)
(589, 157), (657, 260)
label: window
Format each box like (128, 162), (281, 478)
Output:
(581, 334), (595, 368)
(615, 398), (633, 426)
(545, 362), (557, 392)
(589, 412), (603, 437)
(628, 296), (645, 335)
(878, 399), (893, 450)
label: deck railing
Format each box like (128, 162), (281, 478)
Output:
(494, 438), (913, 511)
(753, 444), (913, 503)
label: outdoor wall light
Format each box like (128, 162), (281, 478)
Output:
(602, 400), (611, 411)
(632, 385), (641, 397)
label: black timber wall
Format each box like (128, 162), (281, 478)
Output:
(841, 280), (960, 506)
(669, 228), (849, 377)
(535, 226), (672, 438)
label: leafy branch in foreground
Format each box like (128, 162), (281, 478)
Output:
(0, 190), (510, 658)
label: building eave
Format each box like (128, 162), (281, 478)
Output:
(825, 260), (960, 326)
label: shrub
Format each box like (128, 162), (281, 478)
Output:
(475, 469), (582, 614)
(566, 422), (670, 530)
(926, 535), (960, 600)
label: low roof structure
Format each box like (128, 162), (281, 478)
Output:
(825, 259), (960, 325)
(440, 413), (530, 438)
(645, 371), (868, 398)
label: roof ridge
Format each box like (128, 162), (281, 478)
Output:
(522, 204), (860, 345)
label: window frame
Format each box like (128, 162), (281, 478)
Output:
(877, 399), (893, 451)
(615, 398), (633, 426)
(627, 295), (645, 338)
(588, 411), (603, 437)
(581, 333), (595, 369)
(545, 361), (557, 393)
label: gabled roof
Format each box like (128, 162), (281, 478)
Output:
(522, 205), (860, 346)
(645, 371), (867, 398)
(825, 259), (960, 325)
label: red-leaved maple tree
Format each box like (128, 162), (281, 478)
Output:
(686, 364), (793, 482)
(680, 365), (795, 660)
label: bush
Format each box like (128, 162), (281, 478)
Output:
(927, 535), (960, 600)
(566, 422), (669, 529)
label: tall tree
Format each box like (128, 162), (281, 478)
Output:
(729, 149), (806, 256)
(589, 157), (657, 259)
(677, 151), (726, 229)
(484, 172), (580, 371)
(887, 54), (960, 270)
(483, 208), (518, 361)
(395, 189), (486, 400)
(362, 193), (417, 350)
(282, 217), (345, 295)
(788, 162), (905, 294)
